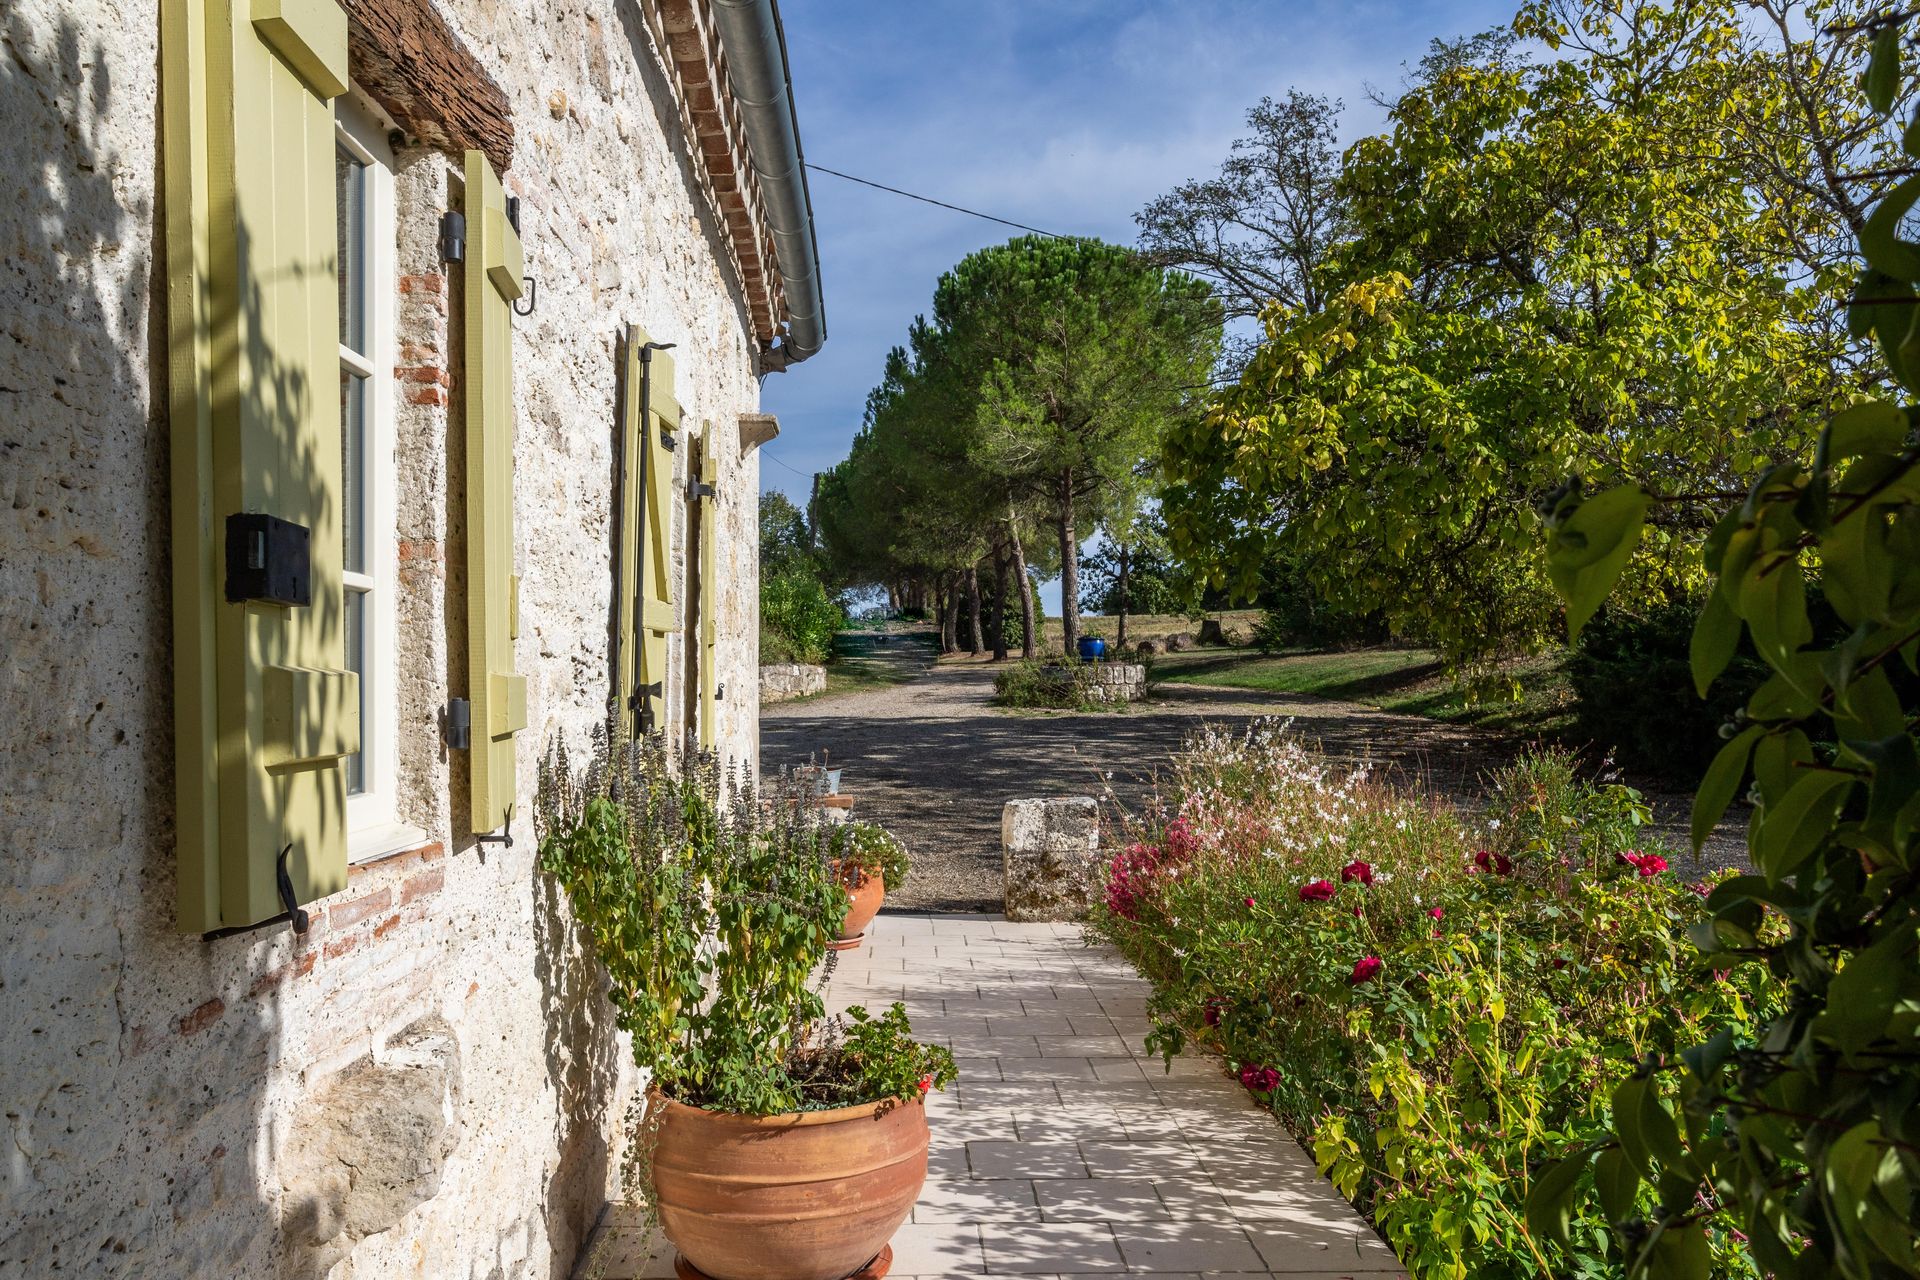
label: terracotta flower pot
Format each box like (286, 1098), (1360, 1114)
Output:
(833, 869), (885, 950)
(650, 1092), (929, 1280)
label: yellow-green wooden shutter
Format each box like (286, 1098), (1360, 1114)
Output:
(698, 424), (720, 750)
(620, 326), (681, 737)
(614, 329), (644, 739)
(464, 151), (525, 833)
(164, 0), (357, 932)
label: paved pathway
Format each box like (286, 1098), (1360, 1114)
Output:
(585, 914), (1405, 1279)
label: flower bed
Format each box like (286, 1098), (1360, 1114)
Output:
(1090, 722), (1781, 1279)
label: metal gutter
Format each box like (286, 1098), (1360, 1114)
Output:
(710, 0), (825, 371)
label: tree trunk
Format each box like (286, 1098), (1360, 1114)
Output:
(1117, 542), (1130, 651)
(1008, 510), (1036, 660)
(1057, 470), (1079, 659)
(940, 574), (960, 654)
(991, 552), (1010, 662)
(965, 563), (984, 655)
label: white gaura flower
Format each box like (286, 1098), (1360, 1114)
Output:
(1488, 819), (1502, 830)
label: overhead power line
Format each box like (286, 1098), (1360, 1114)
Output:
(805, 163), (1069, 239)
(803, 163), (1243, 294)
(759, 448), (815, 482)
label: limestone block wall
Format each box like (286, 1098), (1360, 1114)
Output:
(0, 1), (769, 1275)
(760, 663), (827, 702)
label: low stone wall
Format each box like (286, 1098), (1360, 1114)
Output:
(760, 663), (826, 702)
(1088, 662), (1147, 703)
(1002, 797), (1101, 921)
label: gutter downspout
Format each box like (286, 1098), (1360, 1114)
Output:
(710, 0), (825, 372)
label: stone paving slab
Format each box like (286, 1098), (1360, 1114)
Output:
(577, 914), (1405, 1279)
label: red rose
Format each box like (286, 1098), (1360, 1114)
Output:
(1635, 854), (1669, 877)
(1203, 999), (1223, 1028)
(1244, 896), (1257, 908)
(1552, 957), (1567, 971)
(1238, 1064), (1279, 1092)
(1341, 859), (1374, 886)
(1299, 879), (1337, 902)
(1350, 955), (1383, 985)
(917, 1074), (932, 1094)
(1473, 849), (1492, 871)
(1494, 854), (1514, 876)
(1352, 904), (1365, 918)
(1428, 907), (1444, 920)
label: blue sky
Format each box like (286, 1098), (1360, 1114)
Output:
(759, 0), (1518, 606)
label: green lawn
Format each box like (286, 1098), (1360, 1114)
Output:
(1150, 645), (1575, 737)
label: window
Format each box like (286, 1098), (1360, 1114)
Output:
(335, 94), (407, 857)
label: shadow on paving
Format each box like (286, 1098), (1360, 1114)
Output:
(764, 658), (1735, 913)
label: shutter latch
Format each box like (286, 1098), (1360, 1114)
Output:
(689, 479), (716, 502)
(475, 804), (515, 849)
(275, 844), (310, 934)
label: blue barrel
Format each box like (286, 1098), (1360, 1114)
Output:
(1076, 636), (1106, 662)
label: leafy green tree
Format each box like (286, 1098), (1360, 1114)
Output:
(1080, 508), (1186, 646)
(939, 236), (1221, 656)
(760, 490), (814, 576)
(1521, 11), (1920, 1276)
(1165, 0), (1892, 670)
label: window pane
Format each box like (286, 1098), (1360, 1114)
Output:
(336, 143), (367, 353)
(344, 588), (367, 796)
(340, 371), (367, 574)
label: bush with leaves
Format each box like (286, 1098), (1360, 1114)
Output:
(832, 820), (911, 894)
(1524, 20), (1920, 1274)
(534, 736), (954, 1117)
(1567, 600), (1770, 782)
(991, 659), (1108, 710)
(761, 567), (844, 665)
(1091, 725), (1780, 1279)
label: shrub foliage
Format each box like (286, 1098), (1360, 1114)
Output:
(1527, 18), (1920, 1276)
(1092, 726), (1780, 1278)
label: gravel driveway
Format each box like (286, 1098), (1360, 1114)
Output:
(763, 635), (1733, 912)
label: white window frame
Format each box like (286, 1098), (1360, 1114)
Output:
(336, 93), (414, 861)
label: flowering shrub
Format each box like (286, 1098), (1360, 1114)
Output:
(1091, 722), (1782, 1279)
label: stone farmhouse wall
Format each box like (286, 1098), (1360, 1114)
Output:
(1, 0), (773, 1275)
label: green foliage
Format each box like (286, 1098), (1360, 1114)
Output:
(1164, 0), (1890, 668)
(760, 567), (843, 665)
(816, 1004), (958, 1107)
(817, 236), (1221, 656)
(1092, 727), (1779, 1279)
(832, 820), (911, 893)
(535, 736), (949, 1119)
(760, 490), (816, 576)
(1527, 14), (1920, 1272)
(991, 659), (1106, 710)
(1567, 601), (1769, 781)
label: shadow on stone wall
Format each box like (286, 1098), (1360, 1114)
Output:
(0, 10), (375, 1275)
(533, 835), (627, 1278)
(0, 9), (290, 1273)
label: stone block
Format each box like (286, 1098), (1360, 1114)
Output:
(1002, 797), (1100, 922)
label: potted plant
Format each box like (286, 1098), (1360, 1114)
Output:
(536, 738), (956, 1280)
(829, 821), (910, 950)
